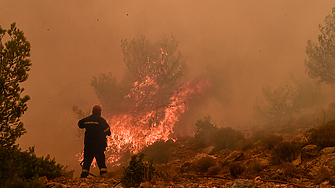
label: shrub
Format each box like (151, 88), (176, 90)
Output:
(228, 161), (245, 178)
(213, 127), (245, 151)
(194, 116), (218, 148)
(142, 139), (175, 164)
(194, 116), (245, 151)
(121, 153), (155, 188)
(305, 127), (318, 144)
(314, 166), (331, 185)
(245, 159), (263, 174)
(316, 120), (335, 148)
(261, 133), (284, 150)
(270, 141), (301, 165)
(0, 145), (66, 187)
(195, 156), (216, 173)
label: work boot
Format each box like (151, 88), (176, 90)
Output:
(100, 168), (107, 176)
(80, 172), (89, 178)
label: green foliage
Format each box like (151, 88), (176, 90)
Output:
(0, 23), (31, 147)
(305, 7), (335, 85)
(142, 139), (175, 164)
(121, 153), (155, 188)
(194, 116), (245, 151)
(0, 146), (66, 187)
(270, 141), (301, 165)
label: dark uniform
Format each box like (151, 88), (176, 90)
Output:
(78, 105), (111, 178)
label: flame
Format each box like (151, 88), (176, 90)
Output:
(104, 77), (208, 165)
(77, 50), (209, 166)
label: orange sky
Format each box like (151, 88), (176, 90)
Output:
(1, 0), (335, 174)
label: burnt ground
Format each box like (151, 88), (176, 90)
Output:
(46, 135), (335, 188)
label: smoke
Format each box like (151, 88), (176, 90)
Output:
(1, 0), (335, 176)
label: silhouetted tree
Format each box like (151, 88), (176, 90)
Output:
(0, 23), (31, 147)
(90, 35), (187, 124)
(305, 7), (335, 84)
(253, 79), (323, 127)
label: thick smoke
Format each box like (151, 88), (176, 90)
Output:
(1, 0), (335, 176)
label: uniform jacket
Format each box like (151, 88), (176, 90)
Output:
(78, 114), (111, 148)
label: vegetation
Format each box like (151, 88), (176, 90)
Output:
(270, 141), (301, 165)
(305, 7), (335, 85)
(0, 22), (31, 147)
(195, 156), (216, 174)
(142, 139), (175, 164)
(121, 153), (155, 188)
(194, 116), (245, 151)
(253, 79), (323, 130)
(88, 35), (187, 120)
(0, 146), (67, 187)
(0, 23), (68, 187)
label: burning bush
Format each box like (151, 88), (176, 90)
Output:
(0, 146), (67, 187)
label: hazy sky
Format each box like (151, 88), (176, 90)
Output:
(1, 0), (335, 174)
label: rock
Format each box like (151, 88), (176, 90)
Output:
(230, 179), (257, 188)
(301, 144), (318, 160)
(320, 147), (335, 155)
(293, 134), (308, 146)
(222, 151), (244, 166)
(45, 182), (67, 188)
(292, 153), (302, 166)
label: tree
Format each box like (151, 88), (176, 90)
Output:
(0, 23), (31, 147)
(305, 7), (335, 84)
(253, 79), (323, 127)
(90, 35), (187, 124)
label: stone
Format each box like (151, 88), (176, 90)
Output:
(230, 180), (257, 188)
(301, 144), (318, 160)
(319, 147), (335, 155)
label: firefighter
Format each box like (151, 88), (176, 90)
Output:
(78, 105), (111, 178)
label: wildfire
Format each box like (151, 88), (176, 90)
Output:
(104, 77), (208, 165)
(77, 50), (209, 166)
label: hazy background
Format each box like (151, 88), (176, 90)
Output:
(1, 0), (335, 176)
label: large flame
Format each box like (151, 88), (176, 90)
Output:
(77, 50), (209, 166)
(104, 77), (208, 165)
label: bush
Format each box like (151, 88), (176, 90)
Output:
(270, 141), (301, 165)
(228, 161), (245, 178)
(195, 156), (216, 173)
(142, 139), (175, 164)
(314, 166), (331, 185)
(121, 153), (155, 188)
(0, 146), (66, 187)
(194, 116), (218, 148)
(316, 120), (335, 148)
(260, 133), (284, 150)
(194, 116), (245, 151)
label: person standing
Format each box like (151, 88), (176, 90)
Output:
(78, 105), (111, 178)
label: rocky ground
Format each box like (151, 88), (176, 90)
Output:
(45, 134), (335, 188)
